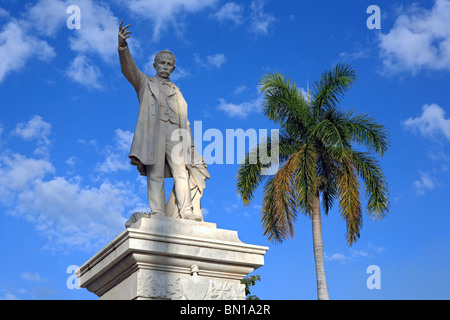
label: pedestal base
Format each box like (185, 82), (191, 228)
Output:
(77, 215), (268, 300)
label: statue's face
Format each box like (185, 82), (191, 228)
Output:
(154, 53), (175, 79)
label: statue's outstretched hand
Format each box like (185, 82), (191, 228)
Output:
(118, 20), (132, 48)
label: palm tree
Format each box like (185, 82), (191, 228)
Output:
(236, 63), (390, 300)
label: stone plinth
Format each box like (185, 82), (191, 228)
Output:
(76, 215), (268, 300)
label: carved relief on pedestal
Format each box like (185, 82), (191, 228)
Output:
(136, 266), (245, 300)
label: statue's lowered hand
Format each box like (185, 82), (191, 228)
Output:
(118, 20), (132, 48)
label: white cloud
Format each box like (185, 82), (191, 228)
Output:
(12, 115), (51, 141)
(325, 243), (384, 264)
(211, 1), (275, 36)
(339, 49), (369, 62)
(114, 129), (133, 152)
(1, 291), (19, 300)
(97, 153), (130, 173)
(224, 202), (239, 213)
(378, 0), (450, 74)
(403, 104), (449, 195)
(325, 253), (348, 262)
(249, 0), (275, 36)
(350, 249), (374, 259)
(207, 53), (227, 68)
(25, 0), (119, 62)
(21, 272), (43, 283)
(194, 53), (227, 69)
(212, 2), (244, 25)
(170, 66), (191, 81)
(0, 152), (138, 251)
(25, 0), (68, 37)
(368, 242), (385, 254)
(66, 156), (77, 167)
(0, 7), (10, 18)
(12, 115), (52, 157)
(18, 177), (133, 250)
(0, 0), (119, 83)
(0, 153), (55, 204)
(217, 90), (263, 118)
(118, 0), (218, 41)
(413, 171), (437, 196)
(0, 21), (55, 82)
(66, 55), (103, 89)
(96, 129), (133, 173)
(0, 118), (144, 251)
(403, 104), (450, 140)
(298, 87), (310, 102)
(62, 0), (120, 87)
(66, 0), (120, 62)
(233, 85), (247, 95)
(217, 98), (258, 118)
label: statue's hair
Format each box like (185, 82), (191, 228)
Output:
(154, 50), (176, 64)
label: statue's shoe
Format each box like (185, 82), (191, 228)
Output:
(184, 211), (203, 222)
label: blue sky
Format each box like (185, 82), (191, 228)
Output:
(0, 0), (449, 300)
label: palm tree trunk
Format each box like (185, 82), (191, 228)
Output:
(312, 192), (330, 300)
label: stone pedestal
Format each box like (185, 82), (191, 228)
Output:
(77, 215), (268, 300)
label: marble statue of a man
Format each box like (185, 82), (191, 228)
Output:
(118, 21), (209, 222)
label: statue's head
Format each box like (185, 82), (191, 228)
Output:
(153, 50), (176, 79)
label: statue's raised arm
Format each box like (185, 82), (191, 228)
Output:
(117, 20), (145, 92)
(118, 20), (132, 48)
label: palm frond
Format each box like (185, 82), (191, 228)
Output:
(312, 63), (357, 118)
(260, 176), (284, 243)
(351, 151), (390, 219)
(236, 131), (295, 206)
(295, 143), (319, 216)
(312, 107), (352, 150)
(345, 111), (390, 156)
(321, 176), (337, 215)
(261, 151), (299, 243)
(236, 151), (265, 206)
(337, 152), (363, 246)
(316, 145), (338, 214)
(260, 72), (312, 137)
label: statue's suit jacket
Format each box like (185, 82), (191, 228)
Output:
(118, 45), (191, 177)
